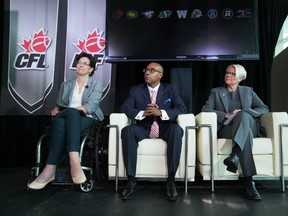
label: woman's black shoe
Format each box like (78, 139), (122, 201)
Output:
(166, 180), (178, 201)
(243, 180), (262, 201)
(223, 153), (239, 173)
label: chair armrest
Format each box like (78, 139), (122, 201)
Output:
(177, 113), (196, 151)
(108, 113), (131, 177)
(177, 113), (195, 130)
(195, 112), (218, 165)
(176, 114), (196, 179)
(260, 112), (288, 175)
(109, 113), (131, 128)
(108, 113), (131, 150)
(260, 112), (288, 139)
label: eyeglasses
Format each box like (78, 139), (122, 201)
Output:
(225, 71), (236, 76)
(77, 61), (90, 67)
(143, 68), (162, 74)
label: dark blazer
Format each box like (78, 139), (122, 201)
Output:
(55, 77), (104, 121)
(120, 83), (187, 127)
(202, 85), (269, 129)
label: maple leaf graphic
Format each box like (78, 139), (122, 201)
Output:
(18, 28), (51, 53)
(75, 29), (105, 53)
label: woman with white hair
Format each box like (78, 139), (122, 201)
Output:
(202, 64), (269, 201)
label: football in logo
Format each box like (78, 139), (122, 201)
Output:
(30, 36), (51, 53)
(75, 29), (106, 53)
(85, 36), (105, 53)
(18, 28), (51, 53)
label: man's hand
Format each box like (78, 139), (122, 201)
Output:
(225, 109), (241, 119)
(143, 103), (162, 117)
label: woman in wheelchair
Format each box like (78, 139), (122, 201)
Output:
(28, 52), (104, 190)
(202, 64), (269, 200)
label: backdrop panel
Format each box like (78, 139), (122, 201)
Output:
(0, 0), (113, 115)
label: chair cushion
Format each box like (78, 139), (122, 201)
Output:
(138, 139), (167, 155)
(217, 137), (273, 155)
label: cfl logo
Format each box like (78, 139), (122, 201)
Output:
(14, 53), (46, 70)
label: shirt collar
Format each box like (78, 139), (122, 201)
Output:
(147, 83), (160, 94)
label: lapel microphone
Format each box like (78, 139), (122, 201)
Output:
(85, 85), (89, 89)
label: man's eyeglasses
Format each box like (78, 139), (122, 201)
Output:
(77, 61), (90, 67)
(143, 68), (161, 74)
(225, 71), (236, 76)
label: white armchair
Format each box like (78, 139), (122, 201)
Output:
(108, 113), (196, 191)
(196, 112), (288, 192)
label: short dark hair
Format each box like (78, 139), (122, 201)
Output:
(76, 52), (96, 76)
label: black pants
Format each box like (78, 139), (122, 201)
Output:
(218, 111), (258, 177)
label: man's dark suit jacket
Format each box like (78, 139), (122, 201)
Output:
(120, 83), (187, 127)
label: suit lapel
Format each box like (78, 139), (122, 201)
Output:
(219, 87), (229, 113)
(68, 80), (76, 104)
(156, 83), (164, 104)
(238, 86), (246, 108)
(143, 84), (151, 103)
(143, 83), (164, 105)
(82, 77), (92, 102)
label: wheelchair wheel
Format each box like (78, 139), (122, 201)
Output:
(94, 120), (109, 182)
(80, 179), (94, 192)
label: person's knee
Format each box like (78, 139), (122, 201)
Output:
(121, 125), (136, 138)
(166, 124), (183, 138)
(66, 108), (81, 116)
(236, 111), (254, 124)
(173, 124), (183, 135)
(239, 111), (252, 119)
(52, 118), (65, 129)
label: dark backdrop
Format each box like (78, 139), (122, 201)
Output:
(0, 0), (288, 167)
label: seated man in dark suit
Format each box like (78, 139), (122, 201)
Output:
(120, 62), (187, 201)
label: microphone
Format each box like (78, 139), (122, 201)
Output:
(85, 85), (89, 89)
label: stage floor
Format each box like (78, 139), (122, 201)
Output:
(0, 167), (287, 216)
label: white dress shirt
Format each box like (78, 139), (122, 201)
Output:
(135, 84), (169, 120)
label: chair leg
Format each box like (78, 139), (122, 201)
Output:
(107, 124), (120, 192)
(280, 124), (287, 192)
(184, 125), (198, 193)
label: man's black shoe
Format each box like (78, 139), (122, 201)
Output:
(223, 153), (239, 173)
(166, 180), (178, 201)
(122, 179), (137, 200)
(243, 180), (262, 201)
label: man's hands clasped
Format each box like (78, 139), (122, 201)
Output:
(144, 103), (162, 117)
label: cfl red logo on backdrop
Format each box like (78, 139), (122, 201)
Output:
(71, 28), (106, 69)
(14, 28), (51, 70)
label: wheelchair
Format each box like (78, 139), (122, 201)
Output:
(28, 117), (109, 192)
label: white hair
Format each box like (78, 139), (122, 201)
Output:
(227, 64), (247, 80)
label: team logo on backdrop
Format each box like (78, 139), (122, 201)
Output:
(177, 10), (188, 18)
(14, 28), (51, 70)
(237, 9), (252, 18)
(142, 10), (155, 19)
(207, 9), (218, 19)
(71, 29), (105, 69)
(222, 8), (233, 19)
(191, 9), (203, 18)
(126, 10), (138, 19)
(158, 10), (173, 19)
(112, 10), (125, 20)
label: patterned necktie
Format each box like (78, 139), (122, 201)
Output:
(149, 90), (159, 138)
